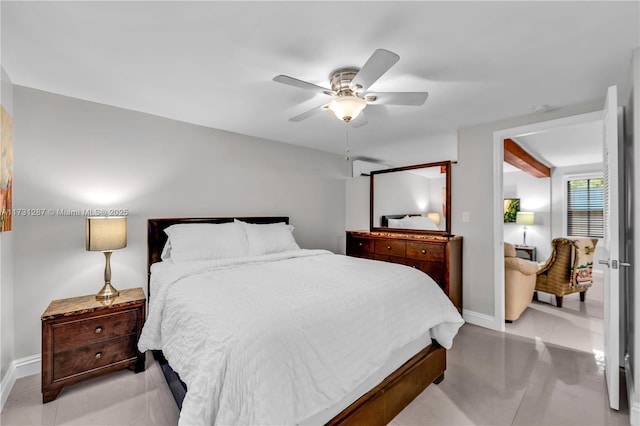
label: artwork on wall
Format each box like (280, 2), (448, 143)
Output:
(503, 198), (520, 223)
(1, 106), (13, 232)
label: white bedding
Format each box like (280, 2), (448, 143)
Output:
(138, 250), (464, 425)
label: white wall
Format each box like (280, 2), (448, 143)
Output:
(12, 87), (348, 359)
(0, 67), (15, 383)
(454, 100), (602, 324)
(503, 169), (551, 261)
(345, 176), (369, 232)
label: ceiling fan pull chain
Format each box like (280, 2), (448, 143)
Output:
(345, 125), (351, 162)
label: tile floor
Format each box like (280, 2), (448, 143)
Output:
(1, 275), (628, 425)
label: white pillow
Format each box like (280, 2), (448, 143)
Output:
(400, 215), (439, 230)
(163, 222), (249, 262)
(235, 220), (300, 256)
(160, 240), (172, 260)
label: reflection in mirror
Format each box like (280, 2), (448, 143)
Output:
(371, 161), (451, 235)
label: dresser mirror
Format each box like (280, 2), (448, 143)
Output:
(370, 161), (451, 235)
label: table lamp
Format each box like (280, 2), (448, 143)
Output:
(516, 212), (535, 246)
(86, 217), (127, 301)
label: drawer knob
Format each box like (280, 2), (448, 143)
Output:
(95, 352), (103, 360)
(358, 242), (363, 247)
(387, 246), (392, 250)
(421, 249), (427, 254)
(94, 327), (103, 334)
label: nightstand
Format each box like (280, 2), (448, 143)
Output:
(514, 245), (537, 261)
(41, 287), (146, 403)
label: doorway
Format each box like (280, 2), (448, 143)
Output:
(493, 110), (604, 329)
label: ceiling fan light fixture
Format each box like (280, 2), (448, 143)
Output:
(328, 96), (367, 123)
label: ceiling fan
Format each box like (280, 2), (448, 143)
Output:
(273, 49), (429, 126)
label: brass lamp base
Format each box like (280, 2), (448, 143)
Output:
(96, 251), (119, 301)
(96, 282), (119, 301)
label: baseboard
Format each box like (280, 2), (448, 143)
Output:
(0, 362), (17, 410)
(626, 356), (640, 425)
(462, 309), (504, 332)
(0, 354), (41, 410)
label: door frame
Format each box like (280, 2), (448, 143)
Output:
(492, 110), (604, 328)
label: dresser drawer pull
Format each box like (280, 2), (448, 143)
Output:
(421, 249), (427, 254)
(95, 352), (103, 360)
(94, 327), (103, 334)
(387, 246), (392, 250)
(358, 242), (363, 247)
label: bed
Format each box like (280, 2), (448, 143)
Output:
(139, 216), (463, 425)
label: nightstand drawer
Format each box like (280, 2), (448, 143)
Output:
(374, 240), (406, 257)
(406, 242), (445, 262)
(53, 334), (137, 380)
(53, 310), (138, 353)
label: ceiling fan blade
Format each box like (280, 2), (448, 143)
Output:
(273, 75), (334, 95)
(289, 104), (327, 122)
(349, 49), (400, 92)
(351, 111), (368, 128)
(368, 91), (429, 106)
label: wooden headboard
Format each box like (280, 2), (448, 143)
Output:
(147, 216), (289, 294)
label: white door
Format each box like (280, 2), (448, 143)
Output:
(601, 85), (620, 410)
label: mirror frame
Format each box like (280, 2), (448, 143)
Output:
(370, 161), (452, 236)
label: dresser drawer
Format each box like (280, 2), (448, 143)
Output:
(53, 334), (137, 381)
(53, 310), (138, 353)
(347, 236), (374, 256)
(406, 242), (445, 262)
(374, 240), (406, 257)
(418, 262), (446, 287)
(396, 258), (444, 283)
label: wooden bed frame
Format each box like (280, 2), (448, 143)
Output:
(147, 216), (446, 425)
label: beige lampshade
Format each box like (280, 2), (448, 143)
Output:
(516, 212), (535, 226)
(427, 212), (441, 225)
(85, 217), (127, 251)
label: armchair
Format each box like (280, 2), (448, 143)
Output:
(535, 238), (598, 308)
(505, 242), (539, 322)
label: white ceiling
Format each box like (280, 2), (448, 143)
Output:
(2, 1), (639, 167)
(511, 119), (604, 170)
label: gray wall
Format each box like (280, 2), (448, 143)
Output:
(0, 67), (15, 381)
(12, 87), (348, 359)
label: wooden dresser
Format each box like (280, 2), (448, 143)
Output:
(346, 231), (462, 311)
(41, 288), (146, 402)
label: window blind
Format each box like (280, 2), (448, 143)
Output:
(567, 178), (604, 238)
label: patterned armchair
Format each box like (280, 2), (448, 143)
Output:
(535, 238), (598, 308)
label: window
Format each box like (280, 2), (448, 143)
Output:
(567, 177), (604, 238)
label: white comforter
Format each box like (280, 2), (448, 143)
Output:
(138, 250), (464, 425)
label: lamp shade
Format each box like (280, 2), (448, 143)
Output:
(516, 212), (535, 226)
(328, 96), (367, 122)
(86, 217), (127, 251)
